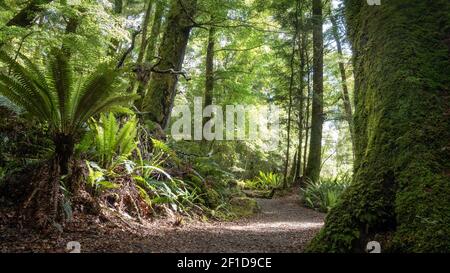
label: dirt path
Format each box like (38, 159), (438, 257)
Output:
(138, 194), (325, 253)
(1, 194), (325, 253)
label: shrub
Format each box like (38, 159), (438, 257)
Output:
(300, 174), (351, 212)
(245, 171), (282, 190)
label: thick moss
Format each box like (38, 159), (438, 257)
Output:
(306, 0), (450, 253)
(230, 197), (261, 217)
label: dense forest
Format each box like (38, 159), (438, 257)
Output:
(0, 0), (449, 254)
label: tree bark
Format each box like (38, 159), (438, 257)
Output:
(142, 0), (197, 129)
(145, 0), (165, 62)
(305, 0), (324, 183)
(283, 0), (300, 188)
(302, 50), (311, 178)
(307, 0), (450, 252)
(137, 0), (155, 65)
(295, 8), (307, 183)
(330, 12), (355, 154)
(203, 26), (215, 127)
(135, 0), (165, 110)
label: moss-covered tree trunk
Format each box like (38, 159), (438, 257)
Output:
(145, 0), (165, 63)
(142, 0), (197, 129)
(305, 0), (324, 183)
(135, 0), (165, 110)
(307, 0), (450, 253)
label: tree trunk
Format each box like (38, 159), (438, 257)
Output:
(54, 133), (74, 176)
(305, 0), (324, 183)
(203, 26), (215, 128)
(204, 26), (215, 109)
(135, 0), (165, 110)
(142, 0), (197, 129)
(295, 10), (307, 183)
(131, 0), (155, 95)
(302, 50), (311, 178)
(137, 0), (155, 65)
(307, 0), (450, 252)
(145, 0), (165, 62)
(330, 12), (355, 154)
(283, 0), (300, 189)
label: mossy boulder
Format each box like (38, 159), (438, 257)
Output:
(230, 197), (261, 217)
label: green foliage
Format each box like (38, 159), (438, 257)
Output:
(84, 113), (138, 169)
(245, 171), (281, 190)
(300, 175), (351, 213)
(86, 161), (120, 193)
(0, 49), (138, 137)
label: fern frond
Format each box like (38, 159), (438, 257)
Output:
(0, 75), (44, 118)
(0, 51), (51, 117)
(75, 94), (139, 129)
(47, 49), (73, 132)
(116, 116), (137, 156)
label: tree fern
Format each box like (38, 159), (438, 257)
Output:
(0, 49), (139, 174)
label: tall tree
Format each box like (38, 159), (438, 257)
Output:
(145, 0), (165, 61)
(305, 0), (324, 182)
(307, 0), (450, 252)
(136, 0), (155, 65)
(294, 11), (307, 182)
(135, 0), (166, 110)
(142, 0), (197, 129)
(203, 26), (215, 127)
(330, 11), (354, 153)
(283, 0), (300, 188)
(203, 26), (215, 109)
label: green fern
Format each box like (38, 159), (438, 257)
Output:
(89, 113), (138, 168)
(0, 49), (139, 173)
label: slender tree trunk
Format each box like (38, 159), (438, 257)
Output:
(142, 0), (197, 129)
(137, 0), (155, 65)
(135, 0), (165, 110)
(282, 36), (296, 189)
(145, 0), (165, 62)
(307, 0), (450, 252)
(305, 0), (324, 183)
(54, 134), (74, 176)
(131, 0), (155, 95)
(204, 26), (215, 109)
(283, 0), (300, 189)
(295, 10), (307, 183)
(203, 26), (215, 128)
(302, 52), (311, 178)
(330, 12), (355, 154)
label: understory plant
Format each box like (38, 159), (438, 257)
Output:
(245, 171), (282, 190)
(79, 113), (138, 169)
(300, 174), (351, 212)
(0, 49), (138, 174)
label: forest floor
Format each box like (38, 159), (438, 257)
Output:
(0, 191), (325, 253)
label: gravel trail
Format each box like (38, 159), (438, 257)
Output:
(1, 194), (325, 253)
